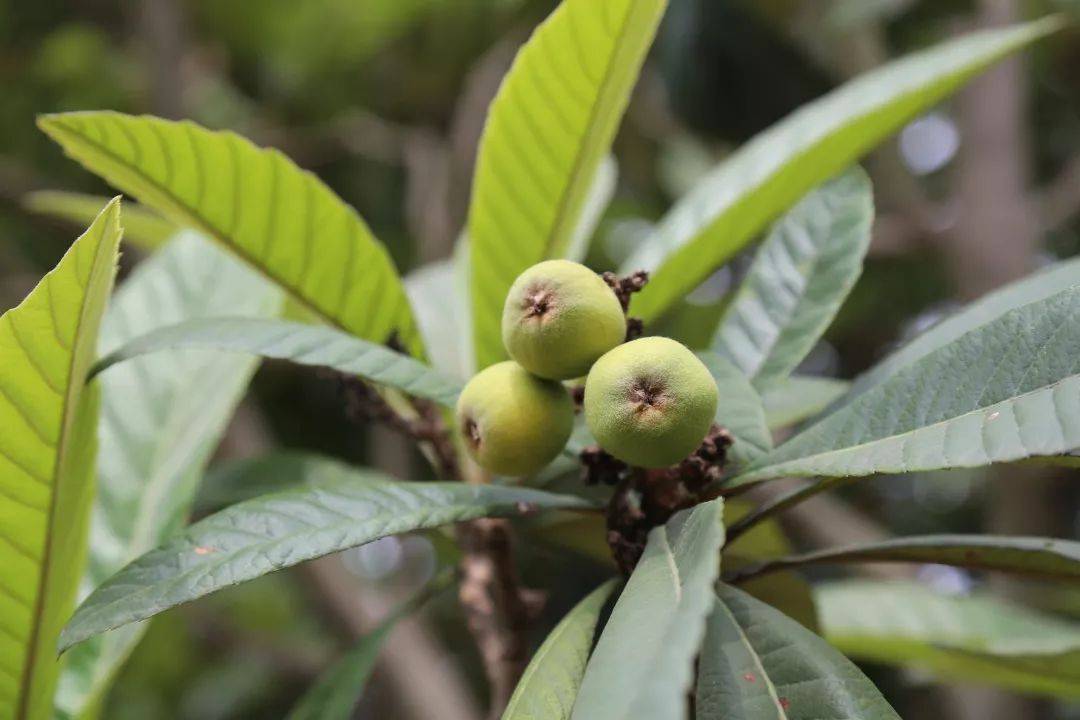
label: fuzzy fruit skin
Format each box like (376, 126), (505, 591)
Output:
(502, 260), (625, 380)
(456, 361), (574, 476)
(584, 337), (718, 468)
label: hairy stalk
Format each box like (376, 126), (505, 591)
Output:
(337, 370), (540, 717)
(455, 518), (544, 718)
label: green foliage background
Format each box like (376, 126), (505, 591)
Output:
(1, 0), (1079, 718)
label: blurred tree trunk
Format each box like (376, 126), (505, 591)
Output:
(949, 2), (1039, 297)
(137, 0), (189, 119)
(946, 1), (1055, 718)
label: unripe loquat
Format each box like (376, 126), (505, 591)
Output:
(455, 361), (574, 476)
(584, 337), (717, 468)
(502, 260), (625, 380)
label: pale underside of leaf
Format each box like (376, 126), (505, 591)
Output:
(404, 260), (469, 381)
(571, 498), (725, 720)
(625, 17), (1062, 323)
(733, 284), (1080, 486)
(60, 455), (594, 652)
(468, 0), (667, 369)
(0, 199), (122, 720)
(712, 168), (874, 389)
(55, 232), (282, 719)
(563, 156), (618, 264)
(37, 112), (423, 356)
(502, 579), (619, 720)
(731, 535), (1080, 584)
(92, 316), (464, 408)
(816, 580), (1080, 698)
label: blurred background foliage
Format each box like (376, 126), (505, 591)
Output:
(2, 0), (1080, 718)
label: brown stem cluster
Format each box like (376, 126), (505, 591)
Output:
(602, 269), (649, 341)
(334, 372), (460, 481)
(583, 426), (732, 575)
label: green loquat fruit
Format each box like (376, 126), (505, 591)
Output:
(584, 336), (718, 468)
(502, 260), (625, 380)
(455, 361), (574, 476)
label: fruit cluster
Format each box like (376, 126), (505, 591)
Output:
(456, 260), (719, 476)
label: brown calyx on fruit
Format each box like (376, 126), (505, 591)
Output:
(463, 417), (482, 450)
(628, 377), (669, 416)
(522, 284), (555, 320)
(570, 384), (586, 410)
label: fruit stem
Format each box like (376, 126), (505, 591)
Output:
(455, 519), (543, 719)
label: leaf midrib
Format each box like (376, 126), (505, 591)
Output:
(715, 596), (787, 720)
(18, 207), (116, 720)
(42, 117), (385, 347)
(64, 486), (588, 649)
(542, 0), (655, 258)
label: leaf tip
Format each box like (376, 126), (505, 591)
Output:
(1037, 13), (1070, 34)
(56, 623), (81, 657)
(97, 195), (125, 242)
(35, 112), (72, 138)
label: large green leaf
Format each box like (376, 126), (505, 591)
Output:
(624, 17), (1062, 323)
(467, 0), (667, 369)
(37, 112), (423, 355)
(55, 233), (282, 719)
(696, 584), (899, 720)
(847, 255), (1080, 403)
(816, 580), (1080, 698)
(732, 284), (1080, 486)
(60, 454), (594, 652)
(91, 317), (464, 408)
(761, 376), (849, 430)
(287, 568), (455, 720)
(24, 191), (176, 252)
(503, 579), (619, 720)
(0, 199), (122, 720)
(697, 353), (772, 469)
(731, 535), (1080, 584)
(571, 498), (725, 720)
(711, 168), (873, 389)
